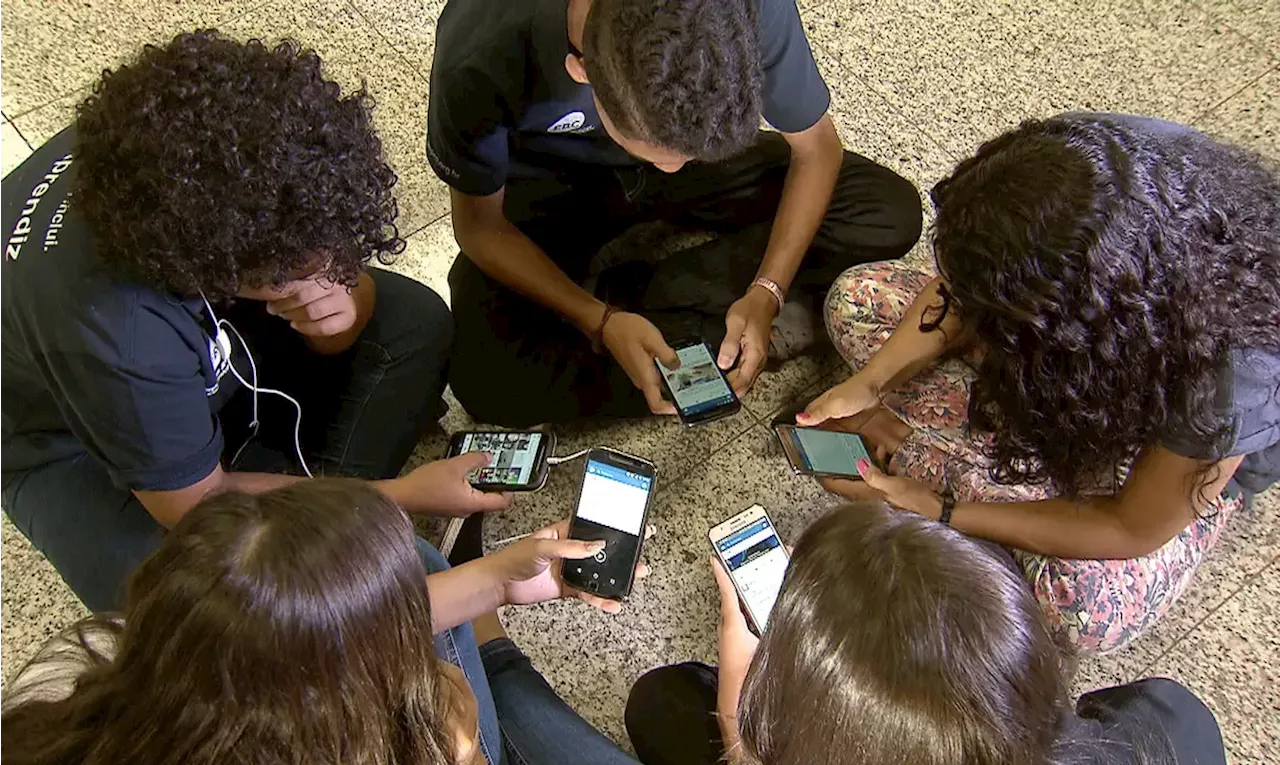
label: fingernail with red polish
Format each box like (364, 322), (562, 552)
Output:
(856, 459), (870, 474)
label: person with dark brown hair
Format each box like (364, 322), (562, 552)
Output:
(429, 0), (922, 426)
(1, 479), (646, 765)
(2, 31), (499, 614)
(624, 502), (1227, 765)
(801, 114), (1279, 653)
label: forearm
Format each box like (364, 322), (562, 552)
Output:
(860, 277), (970, 392)
(756, 126), (842, 291)
(426, 557), (507, 633)
(138, 468), (305, 529)
(951, 496), (1167, 560)
(302, 272), (376, 355)
(457, 210), (604, 334)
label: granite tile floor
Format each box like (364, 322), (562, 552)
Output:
(2, 0), (1278, 760)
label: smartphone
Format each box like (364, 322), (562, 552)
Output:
(562, 448), (657, 600)
(709, 505), (790, 633)
(775, 424), (873, 479)
(655, 338), (741, 426)
(446, 430), (555, 491)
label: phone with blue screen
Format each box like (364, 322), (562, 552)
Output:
(709, 505), (790, 634)
(655, 339), (741, 426)
(562, 448), (657, 600)
(774, 424), (873, 479)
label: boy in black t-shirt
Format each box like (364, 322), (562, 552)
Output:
(2, 32), (507, 612)
(428, 0), (923, 426)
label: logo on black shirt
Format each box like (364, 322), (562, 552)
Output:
(548, 111), (588, 134)
(6, 154), (73, 261)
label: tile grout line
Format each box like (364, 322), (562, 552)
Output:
(806, 36), (960, 164)
(1182, 0), (1280, 66)
(3, 114), (33, 152)
(343, 0), (431, 86)
(1189, 63), (1279, 128)
(4, 0), (280, 123)
(1131, 556), (1278, 679)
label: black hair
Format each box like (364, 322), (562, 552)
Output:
(74, 30), (404, 300)
(929, 116), (1280, 497)
(582, 0), (762, 161)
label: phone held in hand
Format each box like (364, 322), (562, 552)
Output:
(562, 448), (657, 600)
(655, 338), (741, 427)
(774, 424), (873, 479)
(446, 430), (556, 491)
(709, 504), (790, 634)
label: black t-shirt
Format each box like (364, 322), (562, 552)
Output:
(427, 0), (831, 196)
(2, 128), (248, 492)
(1065, 677), (1226, 765)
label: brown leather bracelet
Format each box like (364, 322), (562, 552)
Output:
(591, 304), (620, 355)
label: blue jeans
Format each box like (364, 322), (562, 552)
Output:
(415, 538), (639, 765)
(2, 269), (452, 612)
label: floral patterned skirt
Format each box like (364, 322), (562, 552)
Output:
(823, 261), (1242, 655)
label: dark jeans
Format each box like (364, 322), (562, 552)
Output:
(623, 665), (1227, 765)
(416, 537), (638, 765)
(2, 268), (453, 612)
(449, 132), (923, 426)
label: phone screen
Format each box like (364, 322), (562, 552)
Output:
(565, 453), (655, 598)
(784, 427), (871, 477)
(455, 432), (545, 486)
(657, 342), (736, 418)
(712, 506), (788, 630)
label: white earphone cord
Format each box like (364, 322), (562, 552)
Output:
(214, 311), (313, 479)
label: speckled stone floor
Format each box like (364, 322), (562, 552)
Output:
(2, 0), (1277, 761)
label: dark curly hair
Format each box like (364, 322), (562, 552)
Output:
(74, 30), (403, 299)
(929, 116), (1280, 497)
(582, 0), (762, 161)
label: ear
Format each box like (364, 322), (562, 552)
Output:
(564, 53), (590, 85)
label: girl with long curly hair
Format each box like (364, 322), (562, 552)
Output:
(800, 114), (1279, 653)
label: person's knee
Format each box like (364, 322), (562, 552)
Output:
(833, 155), (924, 257)
(624, 663), (711, 731)
(366, 268), (454, 361)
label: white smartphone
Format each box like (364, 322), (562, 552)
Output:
(708, 504), (790, 633)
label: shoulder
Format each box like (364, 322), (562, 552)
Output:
(3, 619), (122, 710)
(1066, 677), (1226, 765)
(433, 0), (533, 94)
(1222, 347), (1280, 454)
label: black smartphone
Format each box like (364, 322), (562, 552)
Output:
(775, 424), (873, 479)
(709, 504), (790, 634)
(446, 430), (555, 492)
(562, 447), (657, 600)
(655, 338), (741, 426)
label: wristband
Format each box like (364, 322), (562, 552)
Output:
(938, 486), (956, 525)
(591, 304), (620, 355)
(750, 277), (785, 312)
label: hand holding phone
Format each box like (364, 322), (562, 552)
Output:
(655, 339), (742, 426)
(709, 505), (790, 633)
(601, 312), (680, 416)
(490, 520), (649, 615)
(447, 430), (555, 491)
(775, 424), (874, 479)
(562, 448), (657, 599)
(394, 455), (513, 517)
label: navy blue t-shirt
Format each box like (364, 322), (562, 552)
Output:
(2, 128), (245, 492)
(427, 0), (831, 196)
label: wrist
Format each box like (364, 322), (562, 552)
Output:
(573, 299), (608, 336)
(747, 279), (783, 316)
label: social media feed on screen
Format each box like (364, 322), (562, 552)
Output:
(788, 427), (872, 478)
(656, 341), (738, 423)
(458, 431), (544, 486)
(713, 507), (788, 631)
(565, 454), (654, 598)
